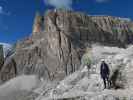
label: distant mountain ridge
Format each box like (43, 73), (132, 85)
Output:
(0, 43), (12, 58)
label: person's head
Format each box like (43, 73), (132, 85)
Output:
(102, 61), (105, 63)
(101, 59), (105, 63)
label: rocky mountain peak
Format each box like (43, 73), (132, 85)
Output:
(33, 10), (133, 47)
(1, 10), (133, 82)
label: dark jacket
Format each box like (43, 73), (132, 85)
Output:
(100, 62), (110, 78)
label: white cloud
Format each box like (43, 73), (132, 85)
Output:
(0, 5), (10, 16)
(44, 0), (72, 9)
(0, 6), (3, 14)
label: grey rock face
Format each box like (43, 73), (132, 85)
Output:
(44, 10), (133, 47)
(2, 10), (133, 82)
(110, 64), (127, 89)
(14, 30), (84, 81)
(0, 56), (17, 82)
(0, 45), (4, 70)
(91, 16), (133, 46)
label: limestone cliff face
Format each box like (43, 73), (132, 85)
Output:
(0, 45), (4, 70)
(2, 10), (133, 82)
(33, 10), (133, 46)
(0, 56), (17, 82)
(91, 16), (133, 45)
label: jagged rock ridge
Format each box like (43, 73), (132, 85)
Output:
(33, 10), (133, 46)
(1, 10), (133, 82)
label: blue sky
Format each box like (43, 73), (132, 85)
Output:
(0, 0), (132, 44)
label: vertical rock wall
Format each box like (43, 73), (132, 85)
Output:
(2, 10), (133, 82)
(0, 45), (4, 70)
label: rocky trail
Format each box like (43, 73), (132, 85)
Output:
(35, 67), (133, 100)
(1, 45), (133, 100)
(33, 45), (133, 100)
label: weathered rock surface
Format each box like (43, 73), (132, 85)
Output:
(0, 45), (4, 71)
(34, 45), (133, 100)
(91, 16), (133, 45)
(2, 10), (133, 82)
(0, 43), (15, 83)
(0, 75), (40, 100)
(43, 10), (133, 47)
(0, 56), (17, 82)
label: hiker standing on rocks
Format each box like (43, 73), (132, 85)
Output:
(100, 60), (110, 89)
